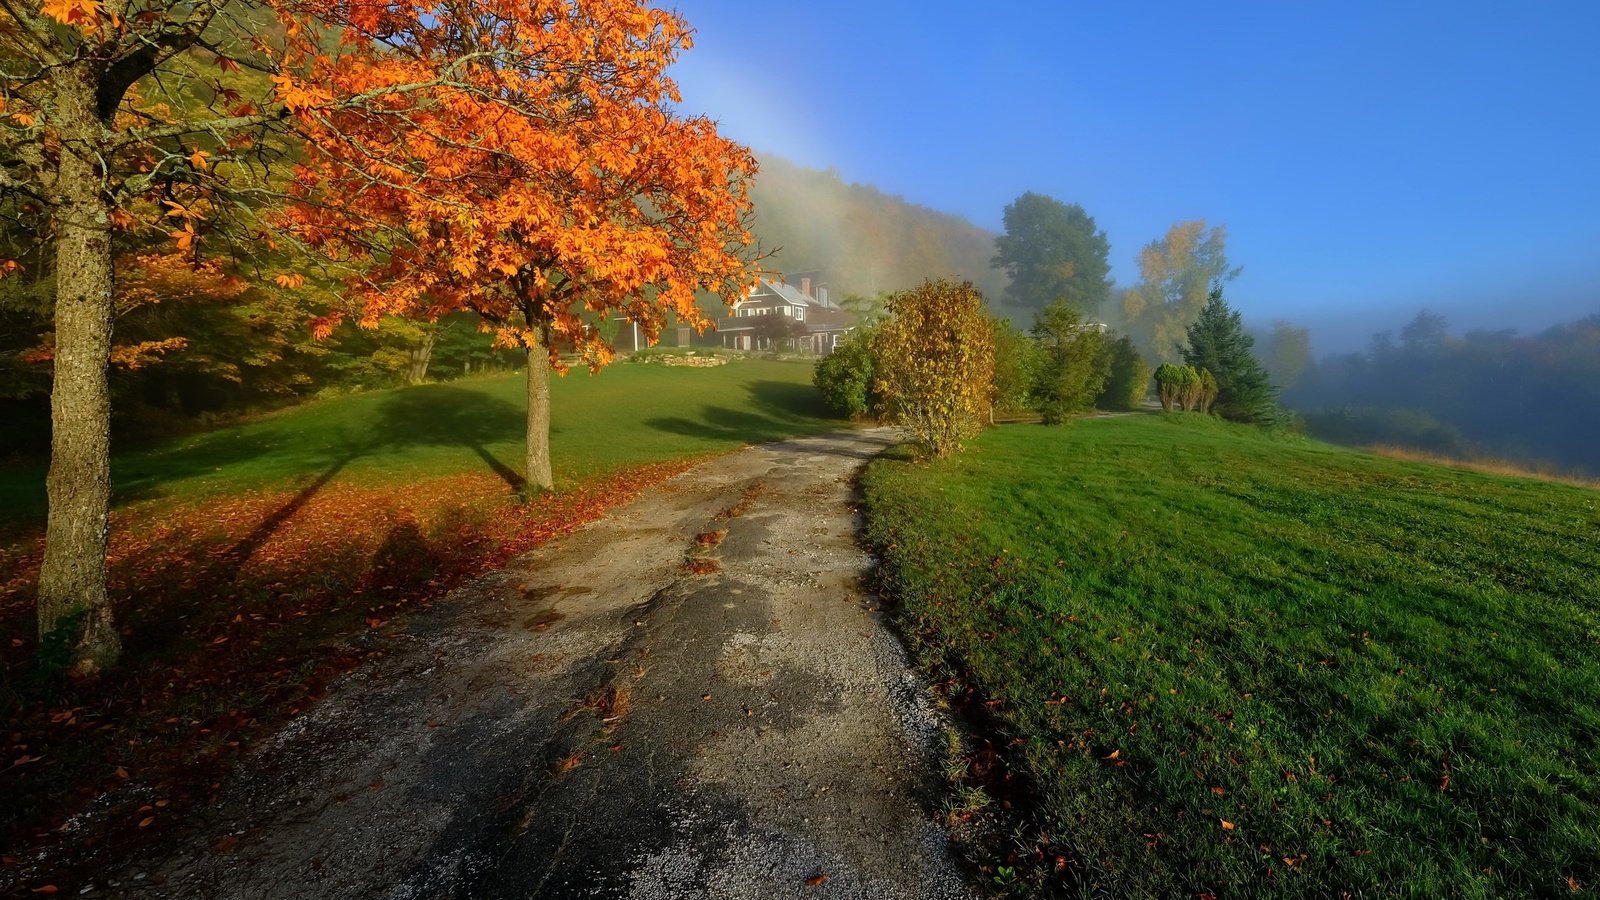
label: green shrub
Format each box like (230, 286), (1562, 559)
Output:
(813, 329), (878, 419)
(1154, 362), (1184, 411)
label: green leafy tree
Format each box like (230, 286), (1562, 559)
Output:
(872, 279), (995, 457)
(813, 329), (878, 419)
(1120, 221), (1240, 358)
(1182, 287), (1278, 423)
(990, 318), (1039, 418)
(1030, 301), (1111, 425)
(1098, 335), (1151, 411)
(991, 193), (1113, 313)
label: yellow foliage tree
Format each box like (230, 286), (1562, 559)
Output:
(872, 279), (994, 457)
(1120, 221), (1239, 358)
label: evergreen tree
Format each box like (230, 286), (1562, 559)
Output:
(1182, 287), (1278, 423)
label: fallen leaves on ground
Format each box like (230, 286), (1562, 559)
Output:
(0, 459), (694, 886)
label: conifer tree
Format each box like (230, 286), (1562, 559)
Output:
(1182, 287), (1278, 423)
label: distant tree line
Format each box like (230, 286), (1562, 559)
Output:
(1285, 310), (1600, 474)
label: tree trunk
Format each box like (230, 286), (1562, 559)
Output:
(525, 338), (553, 493)
(37, 63), (121, 675)
(407, 326), (439, 384)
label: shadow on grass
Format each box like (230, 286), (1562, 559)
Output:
(643, 379), (839, 446)
(374, 386), (528, 491)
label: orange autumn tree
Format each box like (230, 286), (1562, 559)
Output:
(281, 0), (759, 492)
(5, 0), (686, 673)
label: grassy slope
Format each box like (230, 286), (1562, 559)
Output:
(0, 358), (835, 523)
(863, 414), (1599, 899)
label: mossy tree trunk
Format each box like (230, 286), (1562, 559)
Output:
(36, 60), (122, 675)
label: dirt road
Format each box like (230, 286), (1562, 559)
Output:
(96, 430), (972, 899)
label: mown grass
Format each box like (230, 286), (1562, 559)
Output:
(863, 413), (1600, 899)
(0, 358), (834, 523)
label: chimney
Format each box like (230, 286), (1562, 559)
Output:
(800, 276), (812, 297)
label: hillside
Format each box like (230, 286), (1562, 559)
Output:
(748, 156), (1005, 302)
(863, 414), (1600, 898)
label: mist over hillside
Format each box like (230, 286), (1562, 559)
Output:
(747, 156), (1005, 302)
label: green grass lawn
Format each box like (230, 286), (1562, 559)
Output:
(0, 358), (838, 524)
(863, 414), (1600, 899)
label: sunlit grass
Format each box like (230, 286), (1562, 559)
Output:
(0, 358), (837, 523)
(863, 414), (1600, 898)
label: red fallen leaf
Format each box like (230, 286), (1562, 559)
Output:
(115, 766), (129, 779)
(138, 816), (155, 828)
(30, 887), (58, 895)
(211, 636), (228, 645)
(1569, 876), (1581, 893)
(804, 874), (828, 886)
(212, 835), (240, 854)
(1210, 786), (1226, 796)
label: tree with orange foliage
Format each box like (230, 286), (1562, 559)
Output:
(4, 0), (744, 673)
(280, 0), (758, 492)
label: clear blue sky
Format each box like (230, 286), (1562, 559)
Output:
(667, 1), (1600, 350)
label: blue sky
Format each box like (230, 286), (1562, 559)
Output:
(667, 1), (1600, 350)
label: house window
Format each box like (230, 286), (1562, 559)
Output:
(795, 308), (805, 321)
(782, 307), (791, 317)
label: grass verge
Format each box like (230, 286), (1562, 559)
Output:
(862, 413), (1599, 898)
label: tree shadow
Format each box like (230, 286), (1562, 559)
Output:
(743, 379), (836, 422)
(642, 379), (840, 446)
(371, 386), (530, 492)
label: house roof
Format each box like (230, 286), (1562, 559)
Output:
(743, 278), (840, 310)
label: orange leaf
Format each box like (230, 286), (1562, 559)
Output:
(804, 874), (828, 887)
(189, 148), (210, 171)
(115, 766), (128, 779)
(137, 816), (155, 828)
(1220, 820), (1235, 831)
